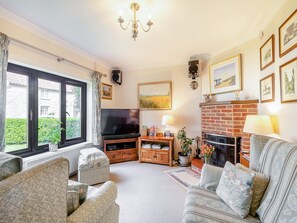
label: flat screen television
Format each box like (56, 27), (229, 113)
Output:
(101, 109), (140, 139)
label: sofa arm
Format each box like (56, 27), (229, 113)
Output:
(199, 164), (223, 191)
(67, 181), (118, 223)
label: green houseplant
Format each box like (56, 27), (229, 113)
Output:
(177, 127), (194, 166)
(39, 119), (64, 152)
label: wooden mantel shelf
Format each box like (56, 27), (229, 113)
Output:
(199, 99), (259, 107)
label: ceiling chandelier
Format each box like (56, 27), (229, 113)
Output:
(117, 2), (153, 41)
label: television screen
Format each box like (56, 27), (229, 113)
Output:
(101, 109), (140, 136)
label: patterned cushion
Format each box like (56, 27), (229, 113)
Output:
(67, 190), (80, 216)
(199, 164), (223, 191)
(236, 163), (270, 216)
(183, 185), (260, 223)
(0, 152), (23, 181)
(216, 161), (255, 218)
(256, 139), (297, 222)
(68, 180), (89, 204)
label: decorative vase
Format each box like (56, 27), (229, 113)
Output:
(49, 143), (58, 152)
(204, 156), (211, 164)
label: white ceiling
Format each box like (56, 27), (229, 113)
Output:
(0, 0), (287, 71)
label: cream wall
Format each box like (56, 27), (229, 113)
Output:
(201, 0), (297, 142)
(114, 65), (202, 158)
(0, 8), (117, 142)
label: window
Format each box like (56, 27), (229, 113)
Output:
(5, 63), (87, 157)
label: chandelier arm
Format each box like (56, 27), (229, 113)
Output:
(120, 19), (133, 30)
(137, 20), (151, 32)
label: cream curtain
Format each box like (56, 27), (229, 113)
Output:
(0, 33), (9, 152)
(92, 71), (103, 147)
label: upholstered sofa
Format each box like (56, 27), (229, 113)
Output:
(183, 134), (297, 222)
(0, 156), (119, 223)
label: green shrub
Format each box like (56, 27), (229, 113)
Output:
(5, 118), (81, 145)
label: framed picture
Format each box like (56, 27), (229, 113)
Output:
(209, 54), (242, 95)
(101, 83), (112, 100)
(138, 81), (172, 110)
(260, 73), (275, 103)
(260, 35), (275, 70)
(279, 9), (297, 57)
(280, 57), (297, 103)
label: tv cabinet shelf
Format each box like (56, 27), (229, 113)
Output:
(103, 138), (138, 163)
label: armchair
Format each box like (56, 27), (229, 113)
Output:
(0, 157), (119, 223)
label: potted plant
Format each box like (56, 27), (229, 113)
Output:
(40, 119), (64, 152)
(177, 127), (194, 166)
(200, 143), (215, 164)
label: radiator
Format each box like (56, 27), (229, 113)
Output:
(23, 142), (93, 175)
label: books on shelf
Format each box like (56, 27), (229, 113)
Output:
(142, 143), (151, 149)
(151, 144), (161, 149)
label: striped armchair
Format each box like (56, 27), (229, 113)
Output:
(183, 134), (297, 222)
(0, 157), (119, 223)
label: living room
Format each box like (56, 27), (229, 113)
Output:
(0, 0), (297, 223)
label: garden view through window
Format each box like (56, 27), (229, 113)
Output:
(4, 64), (87, 157)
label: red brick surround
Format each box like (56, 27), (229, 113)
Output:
(200, 100), (259, 151)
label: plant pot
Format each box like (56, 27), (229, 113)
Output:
(178, 152), (190, 167)
(49, 143), (58, 152)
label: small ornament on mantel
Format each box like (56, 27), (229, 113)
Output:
(203, 94), (212, 102)
(235, 91), (241, 100)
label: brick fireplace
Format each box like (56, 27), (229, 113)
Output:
(200, 100), (259, 152)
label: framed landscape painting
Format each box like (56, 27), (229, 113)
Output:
(279, 9), (297, 57)
(260, 35), (275, 70)
(102, 83), (112, 100)
(209, 54), (242, 95)
(260, 73), (275, 103)
(138, 81), (172, 110)
(280, 57), (297, 103)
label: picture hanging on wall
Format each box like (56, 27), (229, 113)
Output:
(138, 81), (172, 110)
(260, 73), (275, 103)
(280, 57), (297, 103)
(209, 54), (242, 95)
(260, 35), (275, 70)
(279, 9), (297, 57)
(101, 83), (112, 100)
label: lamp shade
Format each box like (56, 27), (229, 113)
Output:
(243, 115), (274, 134)
(161, 115), (173, 126)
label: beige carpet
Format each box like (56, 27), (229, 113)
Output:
(72, 161), (187, 223)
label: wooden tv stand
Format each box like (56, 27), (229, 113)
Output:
(103, 137), (138, 163)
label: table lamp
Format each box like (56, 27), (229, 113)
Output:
(243, 115), (274, 135)
(161, 115), (173, 137)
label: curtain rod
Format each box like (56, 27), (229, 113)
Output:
(8, 35), (107, 77)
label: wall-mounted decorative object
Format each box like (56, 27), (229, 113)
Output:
(279, 9), (297, 57)
(101, 83), (112, 100)
(188, 60), (199, 90)
(138, 81), (172, 110)
(260, 35), (275, 70)
(260, 73), (275, 103)
(280, 57), (297, 103)
(111, 70), (122, 85)
(209, 54), (242, 95)
(203, 94), (212, 102)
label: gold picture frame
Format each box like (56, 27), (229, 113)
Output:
(279, 9), (297, 57)
(260, 35), (275, 70)
(260, 73), (275, 103)
(209, 54), (242, 95)
(280, 57), (297, 103)
(138, 81), (172, 110)
(102, 83), (112, 100)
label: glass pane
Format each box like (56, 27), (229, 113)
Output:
(5, 72), (29, 152)
(38, 79), (61, 146)
(66, 85), (81, 139)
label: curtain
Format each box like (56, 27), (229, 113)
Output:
(0, 33), (9, 152)
(92, 71), (103, 147)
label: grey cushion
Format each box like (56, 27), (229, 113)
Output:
(199, 164), (223, 191)
(67, 190), (80, 216)
(183, 185), (260, 223)
(236, 163), (270, 216)
(216, 161), (255, 218)
(250, 134), (272, 171)
(0, 152), (23, 181)
(68, 180), (89, 204)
